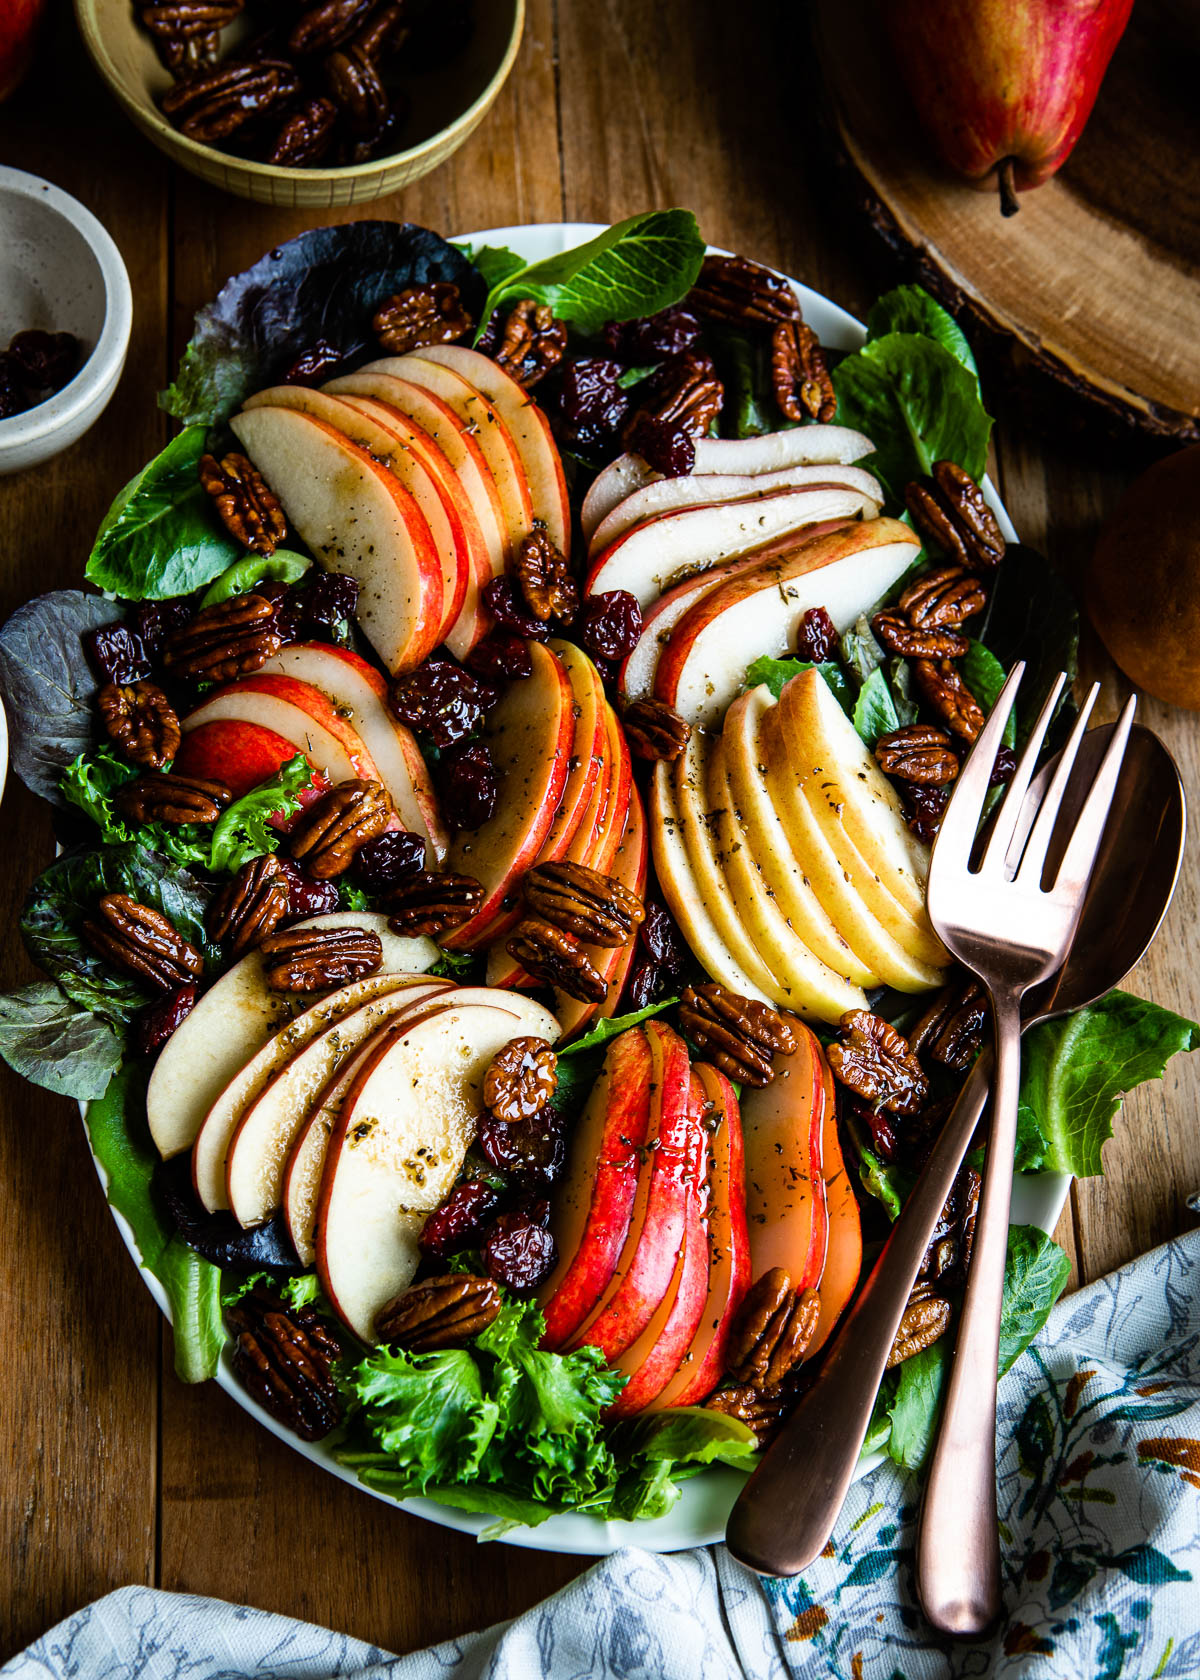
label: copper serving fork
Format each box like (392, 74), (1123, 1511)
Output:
(914, 664), (1136, 1635)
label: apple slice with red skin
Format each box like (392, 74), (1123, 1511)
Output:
(173, 717), (331, 805)
(255, 642), (446, 862)
(412, 344), (571, 556)
(538, 1024), (656, 1350)
(552, 776), (645, 1043)
(650, 1062), (751, 1410)
(654, 518), (922, 728)
(740, 1019), (829, 1290)
(566, 1019), (701, 1361)
(584, 484), (880, 609)
(808, 1056), (862, 1359)
(229, 404), (446, 672)
(442, 640), (575, 949)
(242, 385), (483, 655)
(182, 672), (381, 787)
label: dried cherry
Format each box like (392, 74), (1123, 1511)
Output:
(299, 571), (359, 637)
(282, 339), (345, 386)
(625, 416), (695, 479)
(903, 782), (950, 845)
(389, 657), (498, 748)
(577, 589), (644, 665)
(418, 1178), (501, 1259)
(477, 1108), (565, 1185)
(640, 899), (688, 979)
(0, 353), (29, 419)
(252, 579), (302, 645)
(989, 745), (1017, 787)
(481, 576), (550, 641)
(483, 1208), (557, 1292)
(439, 739), (498, 830)
(131, 598), (194, 661)
(796, 606), (837, 664)
(351, 828), (425, 894)
(604, 305), (702, 363)
(8, 329), (79, 393)
(555, 356), (631, 455)
(624, 955), (665, 1012)
(465, 630), (533, 683)
(132, 983), (199, 1057)
(85, 623), (151, 686)
(275, 857), (341, 919)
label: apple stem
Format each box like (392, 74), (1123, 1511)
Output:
(998, 158), (1020, 218)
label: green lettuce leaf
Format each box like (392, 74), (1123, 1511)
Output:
(744, 655), (853, 715)
(207, 754), (313, 873)
(977, 542), (1080, 756)
(200, 549), (311, 605)
(999, 1225), (1073, 1375)
(85, 427), (241, 600)
(0, 982), (123, 1098)
(852, 667), (900, 748)
(858, 1145), (908, 1221)
(960, 639), (1017, 749)
(459, 243), (526, 291)
(558, 1000), (678, 1059)
(867, 284), (978, 379)
(886, 1341), (948, 1470)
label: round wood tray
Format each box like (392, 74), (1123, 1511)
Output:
(813, 0), (1200, 444)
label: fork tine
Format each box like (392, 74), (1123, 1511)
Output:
(977, 673), (1068, 878)
(1049, 694), (1138, 899)
(929, 662), (1025, 888)
(1013, 683), (1101, 886)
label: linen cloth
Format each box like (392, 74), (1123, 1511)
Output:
(7, 1230), (1199, 1680)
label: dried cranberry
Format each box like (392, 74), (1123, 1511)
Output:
(483, 1209), (557, 1292)
(299, 572), (359, 637)
(481, 576), (550, 641)
(439, 739), (498, 831)
(131, 983), (199, 1057)
(389, 658), (497, 749)
(989, 746), (1017, 787)
(275, 857), (341, 919)
(8, 329), (80, 393)
(281, 339), (344, 386)
(0, 353), (30, 419)
(351, 828), (425, 893)
(640, 900), (688, 979)
(477, 1108), (565, 1185)
(465, 629), (533, 683)
(625, 416), (695, 479)
(555, 356), (631, 455)
(624, 955), (664, 1012)
(85, 622), (151, 685)
(577, 589), (644, 665)
(796, 606), (837, 664)
(131, 598), (194, 661)
(604, 306), (702, 364)
(903, 782), (950, 845)
(418, 1178), (502, 1259)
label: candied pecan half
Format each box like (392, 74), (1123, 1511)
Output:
(287, 780), (391, 878)
(352, 0), (407, 59)
(871, 609), (969, 660)
(919, 1163), (982, 1285)
(383, 870), (483, 937)
(705, 1382), (791, 1445)
(875, 723), (959, 787)
(267, 95), (339, 165)
(687, 253), (800, 327)
(886, 1281), (952, 1368)
(827, 1009), (929, 1116)
(209, 855), (291, 956)
(506, 917), (608, 1005)
(376, 1273), (501, 1351)
(288, 0), (371, 54)
(82, 894), (204, 991)
(199, 452), (288, 556)
(484, 1036), (558, 1123)
(487, 300), (567, 389)
(910, 977), (989, 1071)
(772, 318), (835, 425)
(98, 681), (180, 770)
(162, 57), (302, 142)
(899, 565), (987, 630)
(228, 1286), (342, 1441)
(324, 42), (388, 137)
(726, 1269), (821, 1390)
(627, 352), (723, 440)
(164, 593), (282, 684)
(373, 282), (474, 355)
(523, 860), (644, 948)
(513, 522), (577, 624)
(906, 460), (1005, 573)
(912, 657), (987, 743)
(621, 697), (691, 763)
(678, 983), (795, 1087)
(115, 770), (232, 826)
(259, 923), (383, 990)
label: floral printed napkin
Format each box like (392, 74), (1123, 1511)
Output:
(7, 1230), (1199, 1680)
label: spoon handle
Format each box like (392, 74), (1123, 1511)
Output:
(725, 1048), (993, 1577)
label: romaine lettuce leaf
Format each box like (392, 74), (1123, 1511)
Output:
(200, 549), (311, 606)
(866, 284), (978, 379)
(999, 1225), (1073, 1375)
(744, 655), (853, 714)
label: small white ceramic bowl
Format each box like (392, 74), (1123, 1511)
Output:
(0, 166), (133, 476)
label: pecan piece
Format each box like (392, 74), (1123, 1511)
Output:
(771, 317), (836, 425)
(259, 923), (383, 990)
(267, 95), (339, 165)
(678, 983), (795, 1087)
(705, 1382), (790, 1445)
(871, 608), (969, 660)
(228, 1286), (342, 1441)
(513, 522), (577, 624)
(164, 593), (282, 684)
(373, 282), (474, 355)
(376, 1273), (501, 1351)
(352, 0), (408, 59)
(910, 977), (988, 1071)
(875, 724), (959, 787)
(383, 870), (483, 938)
(287, 779), (392, 878)
(82, 894), (204, 991)
(523, 860), (644, 948)
(627, 351), (723, 440)
(323, 43), (388, 137)
(726, 1269), (821, 1390)
(906, 460), (1006, 573)
(114, 770), (232, 826)
(899, 565), (987, 630)
(483, 1036), (558, 1123)
(97, 681), (180, 770)
(138, 0), (239, 70)
(621, 697), (691, 763)
(886, 1281), (952, 1368)
(912, 657), (987, 743)
(487, 300), (568, 389)
(199, 451), (288, 556)
(506, 917), (608, 1005)
(827, 1009), (929, 1116)
(919, 1163), (983, 1285)
(288, 0), (372, 54)
(161, 57), (302, 142)
(209, 855), (291, 956)
(688, 253), (800, 327)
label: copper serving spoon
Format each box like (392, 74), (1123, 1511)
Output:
(726, 720), (1185, 1588)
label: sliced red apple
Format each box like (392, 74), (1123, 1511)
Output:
(182, 672), (380, 787)
(654, 517), (922, 727)
(740, 1021), (829, 1290)
(255, 642), (446, 862)
(808, 1057), (862, 1359)
(173, 717), (330, 804)
(229, 404), (445, 672)
(552, 777), (645, 1043)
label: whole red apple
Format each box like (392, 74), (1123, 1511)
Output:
(882, 0), (1136, 213)
(0, 0), (48, 102)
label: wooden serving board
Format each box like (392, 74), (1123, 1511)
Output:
(813, 0), (1200, 444)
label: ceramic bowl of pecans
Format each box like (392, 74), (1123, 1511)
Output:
(73, 0), (523, 208)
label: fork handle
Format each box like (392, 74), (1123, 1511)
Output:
(916, 989), (1024, 1635)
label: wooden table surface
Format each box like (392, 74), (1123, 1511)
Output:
(2, 0), (1197, 1661)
